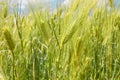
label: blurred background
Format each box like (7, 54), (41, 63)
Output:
(0, 0), (120, 15)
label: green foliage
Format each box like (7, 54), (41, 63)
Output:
(0, 0), (120, 80)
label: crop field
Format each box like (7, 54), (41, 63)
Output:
(0, 0), (120, 80)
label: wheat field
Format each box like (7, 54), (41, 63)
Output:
(0, 0), (120, 80)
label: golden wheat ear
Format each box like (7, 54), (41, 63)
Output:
(3, 28), (15, 52)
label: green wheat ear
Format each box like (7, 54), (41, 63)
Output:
(109, 0), (114, 7)
(3, 28), (15, 51)
(75, 37), (82, 54)
(41, 20), (49, 43)
(3, 5), (8, 18)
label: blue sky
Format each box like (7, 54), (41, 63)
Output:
(1, 0), (120, 15)
(114, 0), (120, 7)
(8, 0), (65, 14)
(13, 0), (120, 9)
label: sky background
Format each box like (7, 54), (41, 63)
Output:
(0, 0), (120, 14)
(8, 0), (65, 14)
